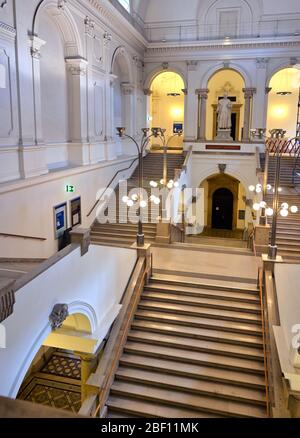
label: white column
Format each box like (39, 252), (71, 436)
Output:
(252, 59), (269, 132)
(185, 61), (198, 142)
(196, 89), (209, 141)
(65, 57), (89, 166)
(242, 88), (256, 142)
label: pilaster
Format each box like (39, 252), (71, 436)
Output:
(195, 89), (209, 141)
(242, 88), (256, 142)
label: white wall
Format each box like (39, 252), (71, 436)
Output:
(0, 244), (137, 398)
(0, 156), (137, 259)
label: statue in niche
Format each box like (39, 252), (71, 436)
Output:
(217, 93), (233, 129)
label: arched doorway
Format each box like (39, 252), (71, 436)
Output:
(267, 67), (300, 138)
(212, 188), (234, 230)
(206, 69), (246, 141)
(149, 72), (185, 148)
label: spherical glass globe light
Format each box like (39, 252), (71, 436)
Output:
(290, 205), (298, 214)
(154, 197), (161, 205)
(280, 208), (289, 217)
(127, 200), (134, 207)
(281, 203), (289, 210)
(253, 203), (260, 211)
(122, 196), (129, 203)
(278, 187), (283, 193)
(132, 194), (138, 201)
(266, 208), (274, 217)
(160, 179), (165, 185)
(267, 184), (272, 191)
(256, 186), (262, 194)
(174, 181), (179, 188)
(150, 181), (158, 188)
(260, 201), (267, 208)
(167, 182), (173, 189)
(249, 185), (255, 192)
(149, 195), (156, 202)
(140, 200), (147, 208)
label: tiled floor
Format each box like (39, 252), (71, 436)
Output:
(18, 352), (82, 413)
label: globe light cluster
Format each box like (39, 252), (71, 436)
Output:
(150, 179), (180, 190)
(122, 193), (160, 208)
(249, 184), (298, 218)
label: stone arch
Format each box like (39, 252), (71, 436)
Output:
(111, 46), (133, 83)
(9, 301), (97, 399)
(144, 65), (188, 90)
(266, 62), (300, 88)
(197, 167), (251, 198)
(33, 0), (83, 57)
(200, 63), (251, 89)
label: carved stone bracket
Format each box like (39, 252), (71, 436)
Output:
(84, 16), (95, 37)
(256, 58), (269, 69)
(162, 62), (169, 70)
(243, 87), (257, 99)
(182, 88), (188, 95)
(57, 0), (67, 10)
(265, 87), (272, 95)
(218, 164), (227, 174)
(186, 60), (198, 71)
(0, 280), (15, 323)
(103, 31), (112, 46)
(29, 36), (46, 60)
(143, 88), (153, 96)
(49, 304), (69, 330)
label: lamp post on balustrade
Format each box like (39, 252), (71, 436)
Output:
(116, 127), (164, 247)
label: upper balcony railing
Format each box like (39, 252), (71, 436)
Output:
(145, 18), (300, 44)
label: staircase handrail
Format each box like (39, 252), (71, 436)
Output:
(86, 156), (139, 218)
(292, 139), (300, 185)
(0, 232), (46, 241)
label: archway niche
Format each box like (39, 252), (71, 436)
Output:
(150, 71), (185, 149)
(200, 173), (247, 233)
(267, 67), (300, 138)
(206, 69), (245, 141)
(112, 48), (133, 138)
(38, 11), (69, 150)
(16, 312), (97, 413)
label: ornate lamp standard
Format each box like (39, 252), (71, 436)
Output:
(116, 127), (162, 247)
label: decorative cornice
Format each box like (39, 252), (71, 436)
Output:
(195, 88), (209, 98)
(0, 22), (16, 43)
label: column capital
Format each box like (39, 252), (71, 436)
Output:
(29, 35), (46, 59)
(121, 83), (135, 95)
(243, 88), (256, 98)
(65, 57), (88, 76)
(195, 88), (209, 98)
(103, 31), (112, 47)
(143, 88), (153, 96)
(84, 16), (95, 37)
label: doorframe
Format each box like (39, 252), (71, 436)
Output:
(207, 174), (239, 230)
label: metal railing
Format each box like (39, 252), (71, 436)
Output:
(145, 18), (300, 43)
(87, 156), (139, 218)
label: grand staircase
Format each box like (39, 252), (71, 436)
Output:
(91, 152), (185, 247)
(106, 273), (267, 418)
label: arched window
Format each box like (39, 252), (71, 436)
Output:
(118, 0), (130, 13)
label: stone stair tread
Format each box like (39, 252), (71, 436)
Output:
(124, 341), (265, 373)
(150, 277), (258, 294)
(110, 381), (266, 418)
(107, 396), (223, 418)
(131, 320), (263, 347)
(138, 300), (262, 324)
(128, 329), (264, 360)
(145, 283), (260, 302)
(116, 367), (266, 404)
(120, 353), (266, 389)
(135, 309), (263, 335)
(142, 291), (261, 313)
